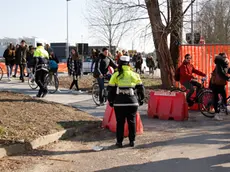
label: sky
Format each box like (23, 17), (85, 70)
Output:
(0, 0), (203, 53)
(0, 0), (154, 53)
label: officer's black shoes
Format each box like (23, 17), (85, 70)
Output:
(42, 90), (48, 98)
(36, 94), (41, 98)
(115, 142), (123, 148)
(129, 141), (135, 147)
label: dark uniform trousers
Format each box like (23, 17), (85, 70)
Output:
(35, 70), (48, 96)
(114, 106), (138, 143)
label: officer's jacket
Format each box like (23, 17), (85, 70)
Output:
(33, 46), (49, 72)
(108, 65), (145, 107)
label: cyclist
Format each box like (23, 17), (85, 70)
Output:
(33, 43), (49, 98)
(210, 54), (230, 120)
(178, 54), (206, 106)
(93, 47), (117, 105)
(107, 56), (145, 148)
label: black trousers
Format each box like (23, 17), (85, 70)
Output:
(114, 106), (138, 143)
(70, 75), (79, 90)
(19, 64), (26, 81)
(183, 80), (201, 102)
(35, 70), (48, 96)
(210, 84), (226, 113)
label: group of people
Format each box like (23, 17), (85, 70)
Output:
(176, 53), (230, 121)
(3, 41), (59, 82)
(3, 40), (59, 97)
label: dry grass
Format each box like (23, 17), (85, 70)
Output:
(59, 74), (162, 101)
(59, 75), (94, 92)
(0, 91), (100, 143)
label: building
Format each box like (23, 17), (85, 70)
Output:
(0, 37), (48, 57)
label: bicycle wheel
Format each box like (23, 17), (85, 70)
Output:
(28, 74), (38, 90)
(198, 90), (215, 118)
(0, 67), (3, 81)
(92, 83), (101, 106)
(47, 74), (59, 94)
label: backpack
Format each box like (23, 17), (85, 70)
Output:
(210, 68), (226, 85)
(49, 60), (58, 69)
(175, 67), (180, 81)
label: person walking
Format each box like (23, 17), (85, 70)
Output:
(26, 45), (35, 77)
(135, 53), (143, 74)
(12, 44), (20, 77)
(210, 54), (230, 121)
(3, 43), (15, 81)
(33, 43), (49, 98)
(67, 48), (82, 93)
(15, 40), (28, 82)
(146, 56), (155, 76)
(107, 56), (145, 148)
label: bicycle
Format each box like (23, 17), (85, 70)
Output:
(0, 66), (3, 81)
(92, 75), (110, 106)
(170, 78), (216, 118)
(205, 91), (230, 116)
(28, 69), (38, 90)
(28, 69), (59, 94)
(46, 71), (59, 94)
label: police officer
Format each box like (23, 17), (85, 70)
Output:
(107, 56), (145, 148)
(33, 43), (49, 98)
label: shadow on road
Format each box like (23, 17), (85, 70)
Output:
(95, 154), (230, 172)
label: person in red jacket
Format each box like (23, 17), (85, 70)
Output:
(179, 54), (206, 106)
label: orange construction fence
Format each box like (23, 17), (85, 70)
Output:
(179, 44), (230, 92)
(0, 62), (68, 74)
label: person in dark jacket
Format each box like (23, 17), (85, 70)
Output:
(26, 45), (35, 76)
(90, 49), (97, 73)
(3, 43), (15, 81)
(146, 56), (155, 75)
(94, 47), (117, 105)
(135, 53), (143, 74)
(67, 49), (82, 93)
(15, 40), (28, 82)
(12, 44), (20, 77)
(107, 56), (145, 148)
(210, 53), (230, 120)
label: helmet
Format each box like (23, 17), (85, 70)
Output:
(120, 56), (130, 63)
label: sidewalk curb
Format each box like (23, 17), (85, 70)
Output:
(0, 128), (76, 158)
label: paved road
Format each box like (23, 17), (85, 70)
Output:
(1, 76), (230, 172)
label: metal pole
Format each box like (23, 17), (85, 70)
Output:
(109, 7), (112, 52)
(81, 35), (84, 57)
(66, 0), (70, 59)
(191, 0), (194, 44)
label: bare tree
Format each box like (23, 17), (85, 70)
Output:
(87, 0), (138, 53)
(195, 0), (230, 44)
(101, 0), (194, 87)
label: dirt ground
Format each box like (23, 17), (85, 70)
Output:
(1, 111), (230, 172)
(0, 91), (100, 143)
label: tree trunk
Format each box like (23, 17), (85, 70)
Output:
(170, 0), (183, 68)
(145, 0), (175, 88)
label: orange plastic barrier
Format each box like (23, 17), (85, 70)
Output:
(102, 102), (143, 137)
(148, 91), (188, 121)
(58, 63), (68, 73)
(0, 63), (6, 74)
(0, 62), (68, 74)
